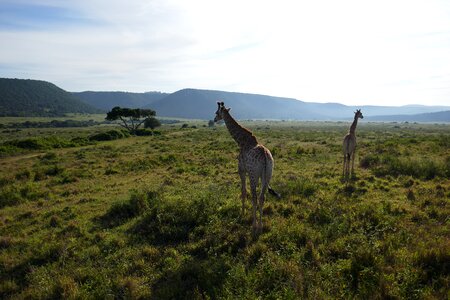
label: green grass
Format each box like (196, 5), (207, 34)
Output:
(0, 120), (448, 299)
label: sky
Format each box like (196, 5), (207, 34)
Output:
(1, 0), (450, 106)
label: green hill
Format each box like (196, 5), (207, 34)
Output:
(72, 91), (168, 111)
(0, 78), (101, 117)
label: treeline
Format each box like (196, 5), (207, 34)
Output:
(0, 120), (102, 129)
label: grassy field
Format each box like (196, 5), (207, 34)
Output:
(0, 119), (449, 299)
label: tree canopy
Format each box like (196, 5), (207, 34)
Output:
(106, 106), (156, 133)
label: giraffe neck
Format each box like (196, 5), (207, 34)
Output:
(222, 110), (258, 149)
(349, 116), (358, 135)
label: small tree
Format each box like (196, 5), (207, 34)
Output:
(106, 106), (155, 134)
(208, 120), (215, 127)
(144, 117), (161, 130)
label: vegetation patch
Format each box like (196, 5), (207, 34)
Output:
(88, 129), (130, 141)
(0, 121), (448, 299)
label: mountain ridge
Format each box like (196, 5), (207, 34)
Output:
(1, 78), (449, 122)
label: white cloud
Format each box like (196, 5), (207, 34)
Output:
(1, 0), (450, 105)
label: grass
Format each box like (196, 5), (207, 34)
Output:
(0, 119), (448, 299)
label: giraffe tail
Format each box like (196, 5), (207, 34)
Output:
(268, 186), (281, 199)
(263, 148), (281, 199)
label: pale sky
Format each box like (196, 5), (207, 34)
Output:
(1, 0), (450, 106)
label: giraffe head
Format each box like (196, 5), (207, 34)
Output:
(355, 109), (363, 119)
(214, 101), (230, 122)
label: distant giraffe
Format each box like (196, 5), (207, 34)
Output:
(214, 101), (280, 232)
(343, 109), (364, 180)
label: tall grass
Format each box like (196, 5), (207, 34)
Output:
(361, 153), (447, 180)
(0, 121), (448, 299)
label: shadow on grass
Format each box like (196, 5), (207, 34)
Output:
(95, 190), (159, 228)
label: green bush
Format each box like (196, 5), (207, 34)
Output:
(363, 154), (446, 180)
(0, 182), (49, 208)
(360, 153), (380, 169)
(0, 185), (23, 208)
(134, 129), (154, 136)
(89, 130), (129, 141)
(415, 244), (450, 286)
(3, 136), (86, 151)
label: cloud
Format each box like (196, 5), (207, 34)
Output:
(0, 0), (450, 105)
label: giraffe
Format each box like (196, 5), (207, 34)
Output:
(343, 109), (364, 180)
(214, 101), (280, 232)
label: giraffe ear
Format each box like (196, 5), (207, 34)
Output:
(226, 108), (231, 112)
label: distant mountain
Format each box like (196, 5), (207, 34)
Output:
(1, 79), (449, 122)
(73, 91), (168, 111)
(0, 78), (101, 117)
(146, 88), (450, 121)
(366, 110), (450, 122)
(146, 88), (319, 120)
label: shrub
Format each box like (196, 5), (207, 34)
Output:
(131, 185), (226, 245)
(89, 130), (129, 141)
(359, 153), (380, 169)
(369, 154), (445, 180)
(144, 117), (161, 130)
(4, 136), (80, 151)
(134, 128), (154, 136)
(41, 152), (57, 161)
(415, 244), (450, 286)
(0, 145), (19, 156)
(0, 185), (23, 208)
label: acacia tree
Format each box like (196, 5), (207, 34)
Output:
(106, 106), (156, 134)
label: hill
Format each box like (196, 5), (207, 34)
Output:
(0, 78), (101, 117)
(147, 88), (450, 121)
(73, 91), (168, 111)
(147, 88), (320, 120)
(1, 79), (448, 121)
(366, 110), (450, 122)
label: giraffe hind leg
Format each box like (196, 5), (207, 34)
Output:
(343, 155), (347, 178)
(249, 175), (258, 233)
(238, 161), (247, 215)
(351, 151), (356, 177)
(258, 182), (268, 231)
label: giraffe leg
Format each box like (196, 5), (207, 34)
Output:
(343, 154), (347, 179)
(351, 151), (356, 177)
(249, 175), (258, 233)
(345, 155), (350, 181)
(238, 163), (247, 215)
(258, 181), (268, 231)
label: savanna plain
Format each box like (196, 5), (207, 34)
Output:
(0, 116), (449, 299)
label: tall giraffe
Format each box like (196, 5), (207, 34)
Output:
(214, 101), (280, 232)
(343, 109), (364, 180)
